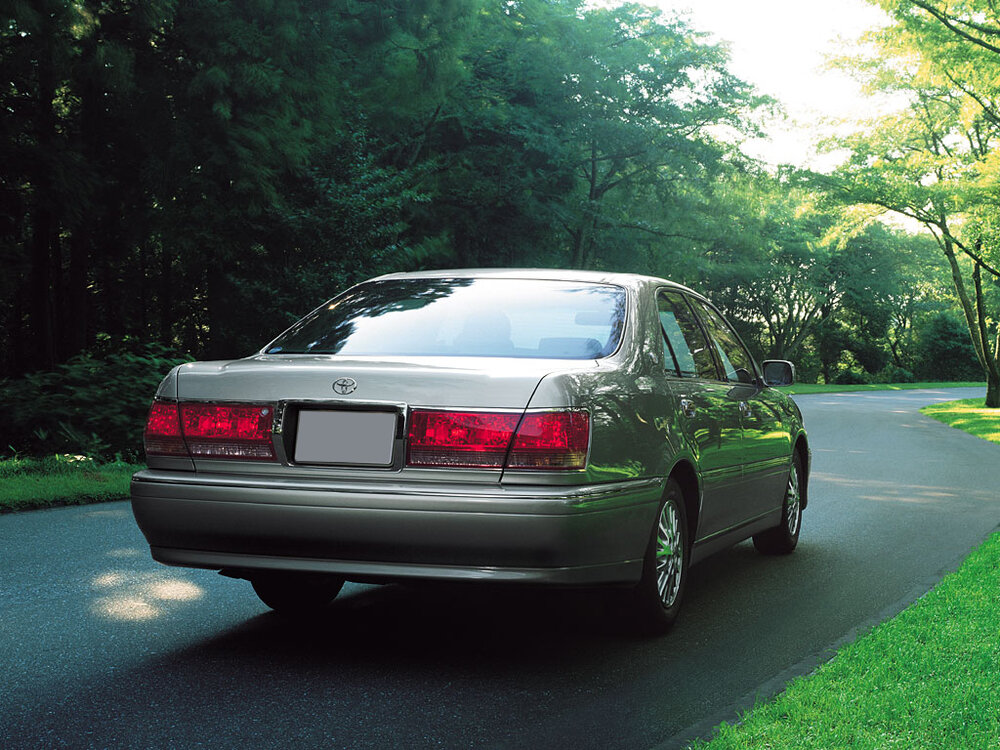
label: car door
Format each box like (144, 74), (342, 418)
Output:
(690, 299), (791, 520)
(657, 290), (746, 541)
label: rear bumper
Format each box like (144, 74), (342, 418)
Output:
(130, 470), (663, 586)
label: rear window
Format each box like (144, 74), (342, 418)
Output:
(264, 278), (626, 359)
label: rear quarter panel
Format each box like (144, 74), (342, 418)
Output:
(504, 278), (682, 487)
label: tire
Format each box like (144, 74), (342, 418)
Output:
(753, 450), (803, 555)
(628, 478), (689, 635)
(250, 572), (345, 615)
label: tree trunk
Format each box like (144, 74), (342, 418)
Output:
(940, 237), (988, 371)
(206, 259), (232, 359)
(159, 243), (174, 344)
(66, 229), (90, 357)
(972, 261), (1000, 409)
(571, 141), (599, 269)
(29, 36), (59, 371)
(571, 215), (596, 269)
(29, 207), (56, 371)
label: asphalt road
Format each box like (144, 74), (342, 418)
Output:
(2, 387), (998, 749)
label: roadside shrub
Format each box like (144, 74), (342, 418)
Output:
(877, 365), (917, 384)
(849, 339), (890, 375)
(833, 369), (870, 385)
(0, 344), (191, 460)
(789, 348), (822, 384)
(916, 311), (983, 381)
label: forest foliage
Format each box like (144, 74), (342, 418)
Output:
(1, 0), (996, 456)
(824, 0), (1000, 404)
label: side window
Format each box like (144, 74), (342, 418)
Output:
(657, 291), (719, 380)
(693, 301), (756, 385)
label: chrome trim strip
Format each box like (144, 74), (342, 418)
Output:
(275, 398), (408, 435)
(743, 456), (791, 472)
(693, 507), (778, 545)
(133, 469), (662, 503)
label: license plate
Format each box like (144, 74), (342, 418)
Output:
(294, 410), (397, 466)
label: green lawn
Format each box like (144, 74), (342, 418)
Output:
(779, 380), (985, 395)
(920, 398), (1000, 444)
(691, 394), (1000, 749)
(0, 455), (140, 512)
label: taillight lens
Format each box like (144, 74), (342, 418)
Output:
(507, 411), (590, 470)
(180, 403), (276, 460)
(143, 401), (187, 457)
(407, 411), (520, 468)
(143, 400), (276, 460)
(406, 409), (589, 470)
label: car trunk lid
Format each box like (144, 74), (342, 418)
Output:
(175, 354), (578, 407)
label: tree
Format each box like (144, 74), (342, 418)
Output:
(824, 1), (1000, 403)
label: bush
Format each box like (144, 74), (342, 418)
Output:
(789, 348), (822, 385)
(833, 369), (870, 385)
(877, 365), (917, 384)
(917, 311), (984, 381)
(849, 339), (890, 375)
(0, 344), (191, 460)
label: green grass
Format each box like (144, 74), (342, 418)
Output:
(691, 530), (1000, 749)
(920, 398), (1000, 444)
(779, 381), (985, 395)
(0, 455), (141, 512)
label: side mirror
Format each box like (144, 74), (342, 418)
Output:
(762, 360), (795, 387)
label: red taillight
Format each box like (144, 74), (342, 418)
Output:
(143, 400), (276, 460)
(406, 409), (589, 470)
(179, 403), (276, 460)
(507, 411), (590, 470)
(407, 411), (520, 468)
(143, 401), (187, 457)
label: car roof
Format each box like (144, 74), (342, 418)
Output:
(370, 268), (701, 296)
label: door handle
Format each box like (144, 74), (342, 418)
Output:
(680, 398), (697, 418)
(739, 401), (752, 418)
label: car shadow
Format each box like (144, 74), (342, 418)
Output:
(167, 539), (810, 670)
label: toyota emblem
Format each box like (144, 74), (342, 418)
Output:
(332, 377), (358, 395)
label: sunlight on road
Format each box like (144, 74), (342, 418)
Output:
(106, 547), (145, 559)
(811, 472), (971, 505)
(148, 580), (202, 601)
(83, 509), (132, 519)
(95, 596), (160, 622)
(90, 569), (205, 622)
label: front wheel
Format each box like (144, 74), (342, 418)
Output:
(628, 479), (689, 634)
(250, 572), (345, 615)
(753, 451), (803, 555)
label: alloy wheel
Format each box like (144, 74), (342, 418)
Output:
(656, 499), (684, 608)
(786, 462), (801, 536)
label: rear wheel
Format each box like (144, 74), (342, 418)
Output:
(250, 572), (345, 615)
(629, 478), (689, 634)
(753, 451), (803, 555)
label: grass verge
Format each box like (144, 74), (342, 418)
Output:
(779, 381), (985, 395)
(920, 398), (1000, 444)
(0, 455), (141, 513)
(691, 530), (1000, 749)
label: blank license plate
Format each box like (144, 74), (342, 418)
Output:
(294, 410), (397, 466)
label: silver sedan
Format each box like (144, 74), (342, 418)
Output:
(131, 269), (809, 633)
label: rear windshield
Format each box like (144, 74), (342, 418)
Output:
(264, 278), (626, 359)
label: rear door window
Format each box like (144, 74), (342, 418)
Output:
(692, 301), (756, 385)
(657, 291), (719, 380)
